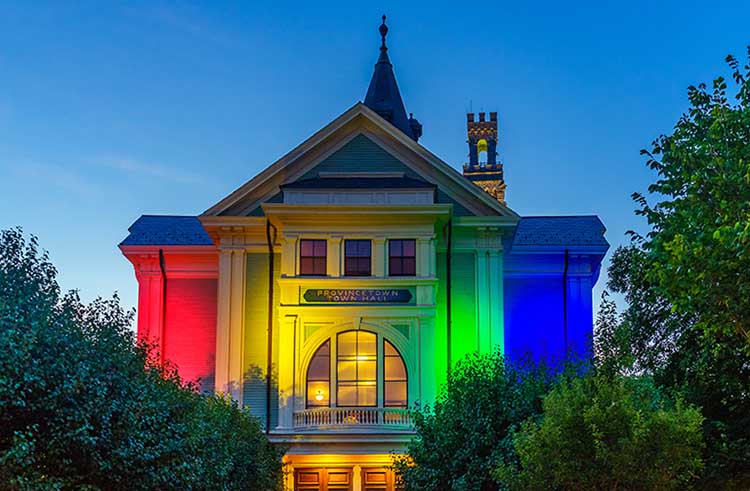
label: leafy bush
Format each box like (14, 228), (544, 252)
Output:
(0, 228), (285, 490)
(497, 374), (704, 490)
(393, 350), (553, 491)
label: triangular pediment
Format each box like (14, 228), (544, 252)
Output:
(202, 103), (519, 218)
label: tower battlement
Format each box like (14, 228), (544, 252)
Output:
(462, 111), (506, 203)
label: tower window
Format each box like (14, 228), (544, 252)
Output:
(300, 239), (327, 276)
(477, 138), (488, 163)
(388, 239), (416, 276)
(344, 240), (371, 276)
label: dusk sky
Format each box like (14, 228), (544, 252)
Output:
(1, 1), (748, 321)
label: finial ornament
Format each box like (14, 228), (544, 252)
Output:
(379, 15), (388, 49)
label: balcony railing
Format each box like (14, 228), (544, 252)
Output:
(294, 407), (412, 429)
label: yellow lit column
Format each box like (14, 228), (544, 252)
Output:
(327, 236), (342, 277)
(277, 314), (297, 429)
(281, 235), (297, 277)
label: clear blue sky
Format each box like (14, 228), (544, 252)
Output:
(1, 1), (748, 319)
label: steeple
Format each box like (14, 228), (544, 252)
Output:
(364, 16), (422, 142)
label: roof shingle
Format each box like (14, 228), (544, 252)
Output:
(512, 216), (608, 248)
(120, 215), (213, 246)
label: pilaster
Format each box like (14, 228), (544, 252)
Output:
(417, 237), (431, 277)
(215, 245), (247, 402)
(135, 260), (164, 359)
(281, 235), (298, 277)
(277, 314), (298, 429)
(418, 315), (437, 406)
(327, 236), (342, 277)
(373, 236), (386, 277)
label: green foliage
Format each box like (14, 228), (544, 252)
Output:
(498, 374), (704, 490)
(393, 350), (553, 491)
(0, 228), (285, 490)
(594, 49), (750, 488)
(635, 48), (750, 347)
(603, 245), (750, 487)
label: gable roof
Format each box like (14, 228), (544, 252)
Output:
(511, 216), (609, 249)
(119, 215), (213, 246)
(203, 102), (519, 219)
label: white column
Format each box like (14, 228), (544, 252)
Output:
(475, 249), (491, 354)
(417, 237), (431, 278)
(215, 247), (246, 402)
(489, 249), (504, 353)
(215, 249), (232, 395)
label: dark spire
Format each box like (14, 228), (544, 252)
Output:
(364, 15), (421, 142)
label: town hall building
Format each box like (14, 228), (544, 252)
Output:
(120, 17), (608, 491)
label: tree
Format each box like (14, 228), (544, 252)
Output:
(593, 49), (750, 487)
(635, 48), (750, 346)
(600, 244), (750, 487)
(0, 228), (285, 490)
(393, 350), (553, 491)
(497, 374), (704, 490)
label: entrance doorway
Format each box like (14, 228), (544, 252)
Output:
(295, 468), (352, 491)
(294, 467), (400, 491)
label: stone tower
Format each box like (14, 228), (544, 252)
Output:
(462, 111), (506, 203)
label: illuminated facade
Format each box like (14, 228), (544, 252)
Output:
(120, 17), (608, 491)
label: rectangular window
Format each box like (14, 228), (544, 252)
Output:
(300, 239), (327, 276)
(344, 240), (371, 276)
(388, 239), (416, 276)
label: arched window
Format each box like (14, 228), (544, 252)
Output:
(477, 138), (488, 163)
(306, 339), (330, 407)
(337, 331), (377, 406)
(304, 331), (408, 409)
(384, 340), (407, 407)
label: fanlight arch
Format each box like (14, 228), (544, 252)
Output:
(304, 330), (408, 409)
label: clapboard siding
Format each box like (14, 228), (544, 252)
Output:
(450, 252), (477, 361)
(163, 278), (217, 393)
(242, 252), (280, 428)
(301, 134), (417, 179)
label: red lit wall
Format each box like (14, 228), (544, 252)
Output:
(163, 278), (217, 392)
(121, 245), (218, 393)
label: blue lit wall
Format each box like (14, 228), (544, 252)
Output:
(503, 252), (602, 363)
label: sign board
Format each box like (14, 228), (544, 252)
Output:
(302, 288), (413, 304)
